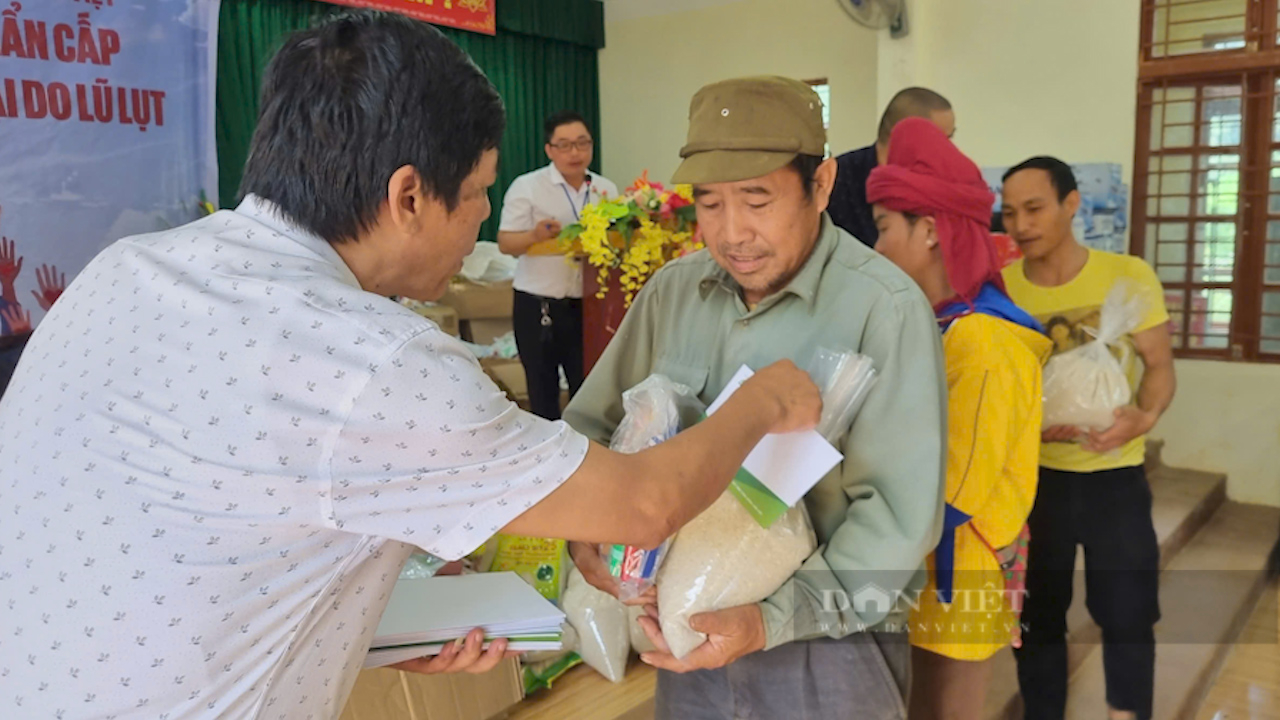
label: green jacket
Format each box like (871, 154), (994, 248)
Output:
(564, 217), (946, 649)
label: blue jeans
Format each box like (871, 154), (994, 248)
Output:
(655, 632), (910, 720)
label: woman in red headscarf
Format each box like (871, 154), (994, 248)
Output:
(867, 117), (1052, 720)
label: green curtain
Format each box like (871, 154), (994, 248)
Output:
(215, 0), (603, 243)
(497, 0), (604, 49)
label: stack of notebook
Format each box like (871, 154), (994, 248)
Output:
(364, 571), (566, 668)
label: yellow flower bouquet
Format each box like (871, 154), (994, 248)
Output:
(558, 172), (702, 306)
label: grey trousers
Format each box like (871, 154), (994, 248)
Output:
(654, 632), (910, 720)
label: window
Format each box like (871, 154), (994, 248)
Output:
(1146, 0), (1251, 58)
(805, 78), (832, 158)
(1134, 0), (1280, 361)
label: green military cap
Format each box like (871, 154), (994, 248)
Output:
(671, 75), (827, 185)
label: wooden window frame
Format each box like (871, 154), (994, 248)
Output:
(804, 78), (832, 158)
(1133, 0), (1280, 362)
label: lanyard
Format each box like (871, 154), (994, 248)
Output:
(559, 182), (588, 222)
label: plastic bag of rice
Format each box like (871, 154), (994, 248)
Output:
(562, 566), (630, 682)
(1041, 279), (1150, 431)
(655, 492), (816, 659)
(627, 604), (657, 655)
(604, 374), (701, 601)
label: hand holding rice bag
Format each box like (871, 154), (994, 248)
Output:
(653, 348), (873, 660)
(655, 493), (815, 659)
(1041, 280), (1149, 431)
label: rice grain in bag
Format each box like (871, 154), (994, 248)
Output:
(656, 492), (815, 659)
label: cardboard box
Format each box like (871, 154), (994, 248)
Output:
(480, 357), (528, 403)
(465, 318), (513, 346)
(412, 304), (461, 338)
(441, 279), (514, 320)
(339, 658), (523, 720)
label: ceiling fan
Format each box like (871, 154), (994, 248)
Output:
(836, 0), (909, 38)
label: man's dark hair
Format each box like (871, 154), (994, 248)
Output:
(877, 87), (952, 145)
(790, 154), (825, 200)
(1002, 157), (1079, 203)
(544, 111), (590, 144)
(239, 12), (505, 244)
(991, 211), (1005, 233)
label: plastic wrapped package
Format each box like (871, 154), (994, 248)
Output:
(399, 539), (495, 579)
(1042, 280), (1149, 431)
(607, 373), (700, 455)
(604, 374), (703, 601)
(562, 567), (630, 683)
(522, 622), (578, 666)
(521, 624), (582, 695)
(807, 347), (878, 444)
(490, 535), (568, 604)
(459, 332), (519, 361)
(606, 540), (670, 603)
(628, 605), (657, 655)
(398, 553), (447, 580)
(458, 241), (518, 283)
(656, 493), (816, 659)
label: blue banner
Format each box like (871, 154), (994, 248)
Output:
(0, 0), (219, 336)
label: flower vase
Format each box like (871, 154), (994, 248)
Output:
(582, 266), (627, 376)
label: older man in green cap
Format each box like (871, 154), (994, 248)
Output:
(565, 76), (947, 719)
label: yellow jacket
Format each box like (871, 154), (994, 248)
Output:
(910, 312), (1052, 660)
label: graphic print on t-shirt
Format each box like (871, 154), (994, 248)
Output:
(1034, 304), (1142, 392)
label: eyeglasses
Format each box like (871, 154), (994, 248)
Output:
(549, 139), (594, 152)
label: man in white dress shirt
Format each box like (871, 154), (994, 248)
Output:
(497, 112), (618, 419)
(0, 13), (820, 719)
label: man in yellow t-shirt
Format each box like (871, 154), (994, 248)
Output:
(1000, 157), (1176, 720)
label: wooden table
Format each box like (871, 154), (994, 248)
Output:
(505, 660), (656, 720)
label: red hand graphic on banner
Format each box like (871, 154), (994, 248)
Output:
(32, 264), (66, 311)
(1, 303), (32, 335)
(0, 236), (23, 306)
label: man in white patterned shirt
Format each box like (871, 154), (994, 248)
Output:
(0, 13), (819, 720)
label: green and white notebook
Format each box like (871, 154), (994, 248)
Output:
(364, 571), (565, 668)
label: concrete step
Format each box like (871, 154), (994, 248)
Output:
(1146, 438), (1166, 474)
(1062, 502), (1280, 720)
(984, 465), (1227, 720)
(1193, 584), (1280, 720)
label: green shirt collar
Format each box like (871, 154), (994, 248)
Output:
(697, 214), (841, 312)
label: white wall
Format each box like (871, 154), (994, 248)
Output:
(880, 0), (1143, 180)
(1157, 361), (1280, 506)
(597, 0), (1280, 507)
(598, 0), (879, 185)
